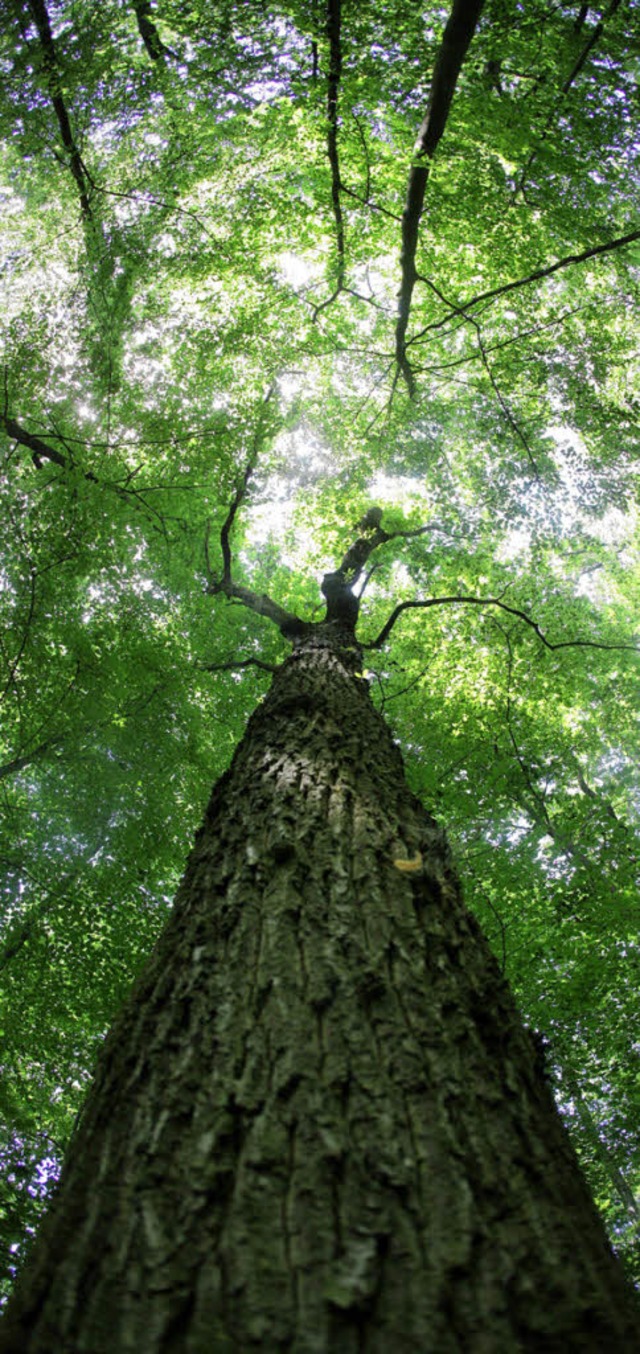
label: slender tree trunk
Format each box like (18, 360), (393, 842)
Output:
(568, 1074), (639, 1221)
(2, 629), (639, 1351)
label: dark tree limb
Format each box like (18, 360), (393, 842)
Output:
(205, 384), (277, 588)
(311, 0), (345, 322)
(365, 594), (639, 654)
(1, 566), (37, 701)
(0, 739), (60, 783)
(205, 574), (311, 641)
(133, 0), (176, 62)
(326, 514), (448, 597)
(3, 416), (69, 470)
(197, 657), (280, 676)
(325, 0), (345, 287)
(204, 389), (311, 640)
(219, 459), (255, 585)
(515, 0), (621, 198)
(574, 5), (589, 34)
(350, 109), (371, 205)
(205, 488), (310, 634)
(2, 414), (167, 532)
(25, 0), (94, 220)
(320, 513), (450, 627)
(560, 0), (621, 96)
(408, 228), (640, 344)
(396, 0), (485, 392)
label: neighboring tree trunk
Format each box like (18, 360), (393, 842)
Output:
(1, 628), (639, 1351)
(565, 1071), (639, 1221)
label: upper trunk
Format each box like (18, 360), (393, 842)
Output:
(1, 630), (638, 1352)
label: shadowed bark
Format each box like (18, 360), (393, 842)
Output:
(2, 498), (639, 1350)
(1, 621), (639, 1350)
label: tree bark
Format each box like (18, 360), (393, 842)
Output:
(1, 627), (639, 1351)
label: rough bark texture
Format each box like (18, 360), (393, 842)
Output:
(2, 628), (639, 1351)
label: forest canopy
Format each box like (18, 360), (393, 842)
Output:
(0, 0), (639, 1297)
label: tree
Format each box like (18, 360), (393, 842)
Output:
(1, 481), (639, 1347)
(0, 0), (639, 1342)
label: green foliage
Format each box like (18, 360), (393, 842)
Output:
(0, 0), (639, 1297)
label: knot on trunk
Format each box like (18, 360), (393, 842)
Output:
(321, 570), (359, 629)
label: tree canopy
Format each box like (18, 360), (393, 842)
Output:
(0, 0), (638, 1298)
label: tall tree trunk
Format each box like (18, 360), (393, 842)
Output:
(1, 629), (638, 1351)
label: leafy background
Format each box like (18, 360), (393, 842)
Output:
(0, 0), (638, 1297)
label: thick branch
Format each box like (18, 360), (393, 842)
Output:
(334, 514), (450, 591)
(413, 0), (486, 161)
(560, 0), (621, 96)
(320, 512), (450, 629)
(205, 385), (277, 587)
(325, 0), (345, 287)
(219, 462), (254, 584)
(133, 0), (176, 61)
(206, 576), (310, 641)
(0, 737), (62, 783)
(26, 0), (93, 220)
(396, 0), (485, 390)
(364, 595), (639, 654)
(3, 414), (167, 531)
(334, 522), (390, 588)
(3, 416), (68, 469)
(574, 5), (589, 34)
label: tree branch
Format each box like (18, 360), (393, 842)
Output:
(26, 0), (94, 220)
(205, 384), (278, 589)
(419, 275), (540, 473)
(364, 594), (639, 654)
(0, 740), (57, 783)
(197, 657), (280, 676)
(2, 413), (168, 531)
(3, 416), (68, 470)
(206, 576), (311, 640)
(204, 388), (311, 640)
(515, 0), (622, 198)
(396, 0), (485, 391)
(219, 459), (254, 584)
(325, 0), (345, 288)
(409, 229), (640, 346)
(338, 184), (402, 223)
(320, 511), (452, 627)
(132, 0), (176, 62)
(332, 512), (450, 593)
